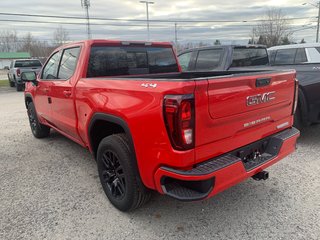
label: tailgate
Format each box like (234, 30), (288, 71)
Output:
(194, 70), (296, 163)
(208, 71), (294, 119)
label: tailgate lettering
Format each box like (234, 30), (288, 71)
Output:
(246, 91), (275, 106)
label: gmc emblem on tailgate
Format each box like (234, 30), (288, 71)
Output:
(246, 91), (275, 106)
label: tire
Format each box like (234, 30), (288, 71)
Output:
(293, 106), (302, 130)
(27, 102), (50, 138)
(9, 80), (15, 87)
(16, 83), (23, 92)
(97, 134), (151, 211)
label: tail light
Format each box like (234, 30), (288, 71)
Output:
(163, 94), (195, 150)
(292, 78), (299, 115)
(16, 68), (21, 77)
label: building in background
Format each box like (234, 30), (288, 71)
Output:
(0, 52), (31, 69)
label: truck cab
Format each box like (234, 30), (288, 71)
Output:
(178, 45), (269, 71)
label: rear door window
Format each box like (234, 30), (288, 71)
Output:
(231, 48), (269, 67)
(274, 49), (296, 65)
(294, 48), (307, 63)
(178, 52), (192, 71)
(87, 46), (179, 77)
(58, 47), (80, 79)
(195, 49), (224, 70)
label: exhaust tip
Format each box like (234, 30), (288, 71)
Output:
(252, 171), (269, 181)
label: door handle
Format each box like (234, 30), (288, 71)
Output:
(63, 90), (72, 97)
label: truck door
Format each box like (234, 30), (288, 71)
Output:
(49, 47), (81, 141)
(34, 51), (61, 123)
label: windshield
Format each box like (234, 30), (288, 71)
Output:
(14, 60), (42, 68)
(231, 47), (269, 67)
(87, 46), (179, 77)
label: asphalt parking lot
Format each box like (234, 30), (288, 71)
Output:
(0, 87), (319, 240)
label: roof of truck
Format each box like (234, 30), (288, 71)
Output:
(268, 43), (320, 50)
(56, 39), (173, 50)
(178, 44), (267, 55)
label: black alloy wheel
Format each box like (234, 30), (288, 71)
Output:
(97, 134), (151, 211)
(27, 102), (50, 138)
(101, 150), (126, 200)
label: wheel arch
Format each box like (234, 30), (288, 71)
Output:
(25, 93), (34, 109)
(297, 86), (309, 125)
(88, 113), (136, 160)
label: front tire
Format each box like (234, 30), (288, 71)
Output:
(97, 134), (151, 211)
(27, 102), (50, 138)
(8, 74), (15, 87)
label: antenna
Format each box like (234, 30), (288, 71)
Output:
(81, 0), (91, 39)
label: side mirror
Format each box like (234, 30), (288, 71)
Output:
(21, 71), (38, 86)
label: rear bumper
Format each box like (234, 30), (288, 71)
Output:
(154, 127), (300, 201)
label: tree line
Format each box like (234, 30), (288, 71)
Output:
(0, 26), (69, 58)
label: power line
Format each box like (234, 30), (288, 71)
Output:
(1, 18), (317, 29)
(0, 12), (317, 23)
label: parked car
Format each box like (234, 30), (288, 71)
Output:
(268, 43), (320, 128)
(8, 59), (42, 91)
(178, 45), (269, 71)
(22, 40), (299, 211)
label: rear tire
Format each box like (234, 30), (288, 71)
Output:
(97, 134), (151, 211)
(27, 102), (50, 138)
(16, 83), (23, 92)
(293, 106), (302, 130)
(9, 80), (15, 87)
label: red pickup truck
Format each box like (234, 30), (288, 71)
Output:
(22, 40), (300, 211)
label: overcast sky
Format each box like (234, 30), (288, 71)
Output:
(0, 0), (319, 45)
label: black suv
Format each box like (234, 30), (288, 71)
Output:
(268, 43), (320, 128)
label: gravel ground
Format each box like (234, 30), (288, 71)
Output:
(0, 87), (319, 240)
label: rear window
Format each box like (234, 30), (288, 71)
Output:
(14, 60), (42, 68)
(195, 49), (224, 70)
(231, 48), (269, 67)
(87, 46), (179, 77)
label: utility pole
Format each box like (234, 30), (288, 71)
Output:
(81, 0), (91, 39)
(303, 1), (320, 42)
(317, 1), (320, 42)
(139, 1), (154, 41)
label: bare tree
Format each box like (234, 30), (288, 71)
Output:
(20, 32), (34, 53)
(0, 30), (21, 52)
(252, 9), (292, 47)
(53, 26), (69, 47)
(214, 39), (221, 45)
